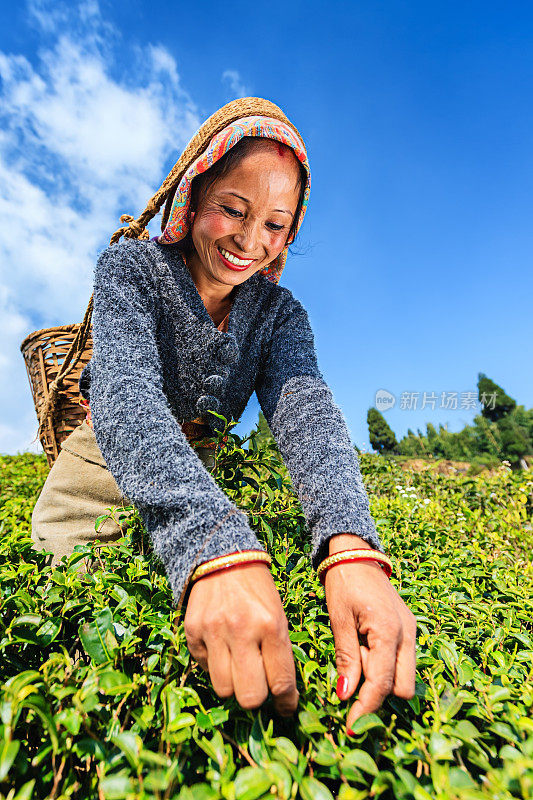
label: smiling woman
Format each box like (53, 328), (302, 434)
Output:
(30, 96), (416, 734)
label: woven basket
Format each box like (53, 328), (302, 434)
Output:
(20, 324), (93, 467)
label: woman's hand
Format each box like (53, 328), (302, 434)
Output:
(184, 562), (299, 716)
(325, 534), (417, 734)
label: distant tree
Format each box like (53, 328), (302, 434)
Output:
(253, 411), (275, 445)
(495, 407), (533, 465)
(367, 408), (398, 454)
(497, 417), (528, 463)
(394, 374), (531, 468)
(478, 373), (516, 422)
(398, 430), (424, 457)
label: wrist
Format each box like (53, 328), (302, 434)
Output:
(191, 549), (271, 584)
(328, 533), (375, 556)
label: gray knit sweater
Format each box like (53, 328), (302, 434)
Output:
(79, 238), (383, 607)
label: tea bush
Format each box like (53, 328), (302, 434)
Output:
(0, 418), (531, 799)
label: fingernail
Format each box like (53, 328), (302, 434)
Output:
(347, 727), (355, 737)
(336, 675), (349, 698)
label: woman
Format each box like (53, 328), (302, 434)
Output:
(32, 97), (416, 734)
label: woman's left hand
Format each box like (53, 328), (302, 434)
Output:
(324, 534), (417, 734)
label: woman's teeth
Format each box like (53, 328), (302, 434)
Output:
(218, 247), (254, 267)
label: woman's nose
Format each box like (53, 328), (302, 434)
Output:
(233, 219), (263, 255)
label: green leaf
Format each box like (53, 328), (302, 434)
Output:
(194, 730), (226, 768)
(79, 607), (116, 664)
(313, 738), (337, 767)
(72, 738), (107, 760)
(109, 731), (142, 769)
(0, 738), (20, 781)
(347, 714), (385, 736)
(54, 707), (82, 735)
(234, 766), (273, 799)
(303, 660), (319, 682)
(249, 716), (269, 766)
(178, 784), (219, 800)
(265, 761), (292, 799)
(272, 736), (299, 765)
(429, 732), (462, 761)
(299, 709), (327, 734)
(449, 768), (478, 789)
(342, 749), (378, 776)
(453, 720), (481, 741)
(98, 773), (136, 799)
(456, 660), (474, 684)
(12, 779), (36, 800)
(36, 617), (61, 645)
(167, 712), (196, 732)
(338, 785), (368, 800)
(300, 776), (335, 800)
(500, 744), (522, 761)
(10, 614), (42, 627)
(261, 519), (274, 547)
(98, 669), (135, 694)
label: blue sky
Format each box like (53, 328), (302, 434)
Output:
(1, 0), (531, 454)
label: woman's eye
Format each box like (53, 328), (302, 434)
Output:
(267, 222), (284, 232)
(222, 205), (243, 217)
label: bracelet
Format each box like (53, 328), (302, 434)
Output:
(189, 550), (272, 584)
(317, 548), (393, 585)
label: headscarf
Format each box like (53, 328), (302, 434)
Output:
(157, 115), (311, 284)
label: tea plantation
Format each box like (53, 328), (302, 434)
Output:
(0, 423), (531, 800)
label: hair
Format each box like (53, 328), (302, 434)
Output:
(169, 136), (308, 256)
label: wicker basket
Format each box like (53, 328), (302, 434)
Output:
(20, 324), (93, 468)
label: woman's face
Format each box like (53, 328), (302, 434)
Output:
(188, 140), (302, 290)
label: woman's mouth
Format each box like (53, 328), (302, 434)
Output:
(217, 246), (256, 271)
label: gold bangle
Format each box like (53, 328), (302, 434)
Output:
(317, 549), (393, 585)
(190, 550), (272, 583)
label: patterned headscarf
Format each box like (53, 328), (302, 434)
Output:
(157, 115), (311, 284)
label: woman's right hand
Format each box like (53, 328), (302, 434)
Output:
(184, 562), (299, 716)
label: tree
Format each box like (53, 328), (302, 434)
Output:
(497, 415), (529, 463)
(253, 411), (276, 446)
(398, 429), (424, 457)
(478, 373), (516, 422)
(367, 408), (398, 455)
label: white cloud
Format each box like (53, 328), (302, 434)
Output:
(0, 0), (200, 455)
(222, 69), (249, 99)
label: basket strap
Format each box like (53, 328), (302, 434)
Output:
(37, 294), (94, 436)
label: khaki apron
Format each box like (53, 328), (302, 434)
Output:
(31, 419), (215, 568)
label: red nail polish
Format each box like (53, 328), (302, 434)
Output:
(347, 727), (355, 737)
(336, 675), (348, 698)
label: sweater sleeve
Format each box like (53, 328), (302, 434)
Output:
(255, 291), (384, 571)
(89, 242), (265, 609)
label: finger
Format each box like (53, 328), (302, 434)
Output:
(230, 640), (269, 710)
(347, 632), (400, 731)
(261, 623), (299, 716)
(360, 644), (369, 675)
(184, 629), (209, 672)
(328, 605), (362, 701)
(392, 610), (417, 699)
(204, 631), (234, 699)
